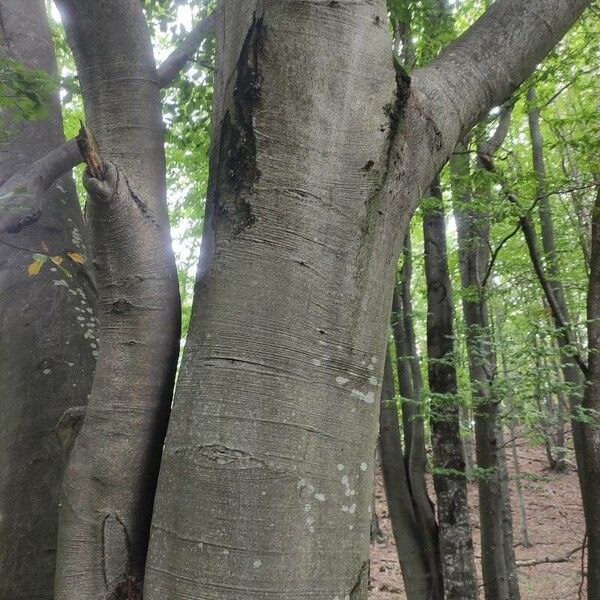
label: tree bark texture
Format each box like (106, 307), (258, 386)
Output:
(145, 0), (592, 597)
(379, 351), (433, 600)
(580, 185), (600, 598)
(422, 178), (478, 600)
(146, 3), (396, 598)
(0, 3), (96, 598)
(53, 1), (181, 597)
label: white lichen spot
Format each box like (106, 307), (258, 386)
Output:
(306, 516), (315, 525)
(336, 376), (349, 385)
(253, 560), (262, 568)
(349, 503), (356, 514)
(312, 358), (321, 366)
(223, 549), (229, 556)
(341, 475), (349, 486)
(53, 280), (69, 288)
(349, 525), (354, 531)
(42, 369), (51, 375)
(363, 391), (375, 404)
(314, 493), (326, 502)
(297, 478), (306, 490)
(368, 376), (378, 386)
(304, 504), (312, 512)
(360, 462), (368, 472)
(337, 464), (345, 471)
(67, 362), (74, 367)
(309, 526), (315, 533)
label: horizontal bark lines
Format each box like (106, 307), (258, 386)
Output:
(53, 1), (180, 597)
(146, 2), (396, 598)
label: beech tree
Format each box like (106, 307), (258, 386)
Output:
(0, 0), (594, 599)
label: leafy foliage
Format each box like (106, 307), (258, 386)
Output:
(0, 57), (57, 125)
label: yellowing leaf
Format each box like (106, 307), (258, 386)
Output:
(50, 255), (64, 265)
(28, 260), (43, 276)
(67, 252), (85, 265)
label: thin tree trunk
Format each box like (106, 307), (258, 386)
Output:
(423, 176), (478, 600)
(533, 334), (559, 470)
(0, 3), (96, 597)
(380, 350), (433, 600)
(450, 140), (520, 600)
(508, 420), (531, 548)
(391, 234), (438, 585)
(527, 86), (585, 458)
(581, 184), (600, 598)
(53, 1), (180, 597)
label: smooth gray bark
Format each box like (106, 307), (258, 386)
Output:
(145, 0), (591, 596)
(379, 351), (432, 600)
(0, 3), (96, 598)
(146, 3), (395, 598)
(53, 1), (180, 597)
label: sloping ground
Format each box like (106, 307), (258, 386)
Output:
(369, 438), (586, 599)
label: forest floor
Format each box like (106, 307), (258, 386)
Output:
(368, 436), (586, 599)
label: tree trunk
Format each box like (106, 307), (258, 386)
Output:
(379, 350), (433, 600)
(0, 3), (96, 598)
(450, 143), (520, 600)
(581, 184), (600, 598)
(527, 86), (584, 454)
(508, 420), (531, 548)
(53, 1), (180, 597)
(146, 3), (397, 597)
(423, 176), (478, 600)
(143, 0), (591, 596)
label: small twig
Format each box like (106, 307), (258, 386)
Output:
(516, 544), (584, 568)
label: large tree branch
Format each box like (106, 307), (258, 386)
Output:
(0, 138), (81, 234)
(156, 9), (217, 88)
(413, 0), (591, 147)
